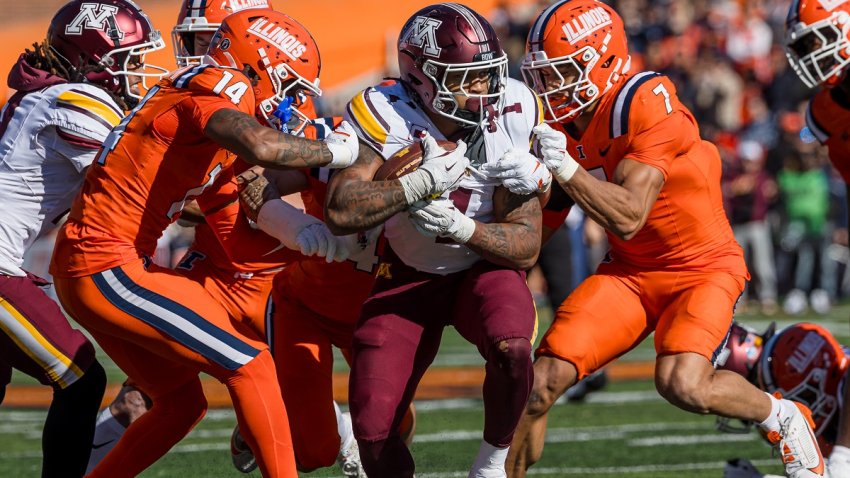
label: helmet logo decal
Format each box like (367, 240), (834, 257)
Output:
(788, 332), (827, 373)
(819, 0), (849, 12)
(248, 18), (307, 60)
(65, 3), (124, 39)
(562, 7), (612, 45)
(402, 16), (443, 57)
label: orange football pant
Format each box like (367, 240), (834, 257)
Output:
(537, 262), (746, 380)
(271, 287), (357, 470)
(54, 259), (296, 478)
(175, 250), (278, 342)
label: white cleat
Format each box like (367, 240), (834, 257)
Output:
(337, 412), (366, 478)
(337, 438), (367, 478)
(766, 401), (826, 478)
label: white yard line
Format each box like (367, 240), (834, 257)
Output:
(417, 459), (778, 477)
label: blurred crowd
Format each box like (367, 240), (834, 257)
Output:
(492, 0), (850, 316)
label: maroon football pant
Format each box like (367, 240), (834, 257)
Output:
(349, 250), (535, 478)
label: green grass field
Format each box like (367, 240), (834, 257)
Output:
(2, 303), (849, 477)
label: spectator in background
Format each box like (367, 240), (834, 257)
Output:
(724, 140), (779, 315)
(777, 139), (833, 314)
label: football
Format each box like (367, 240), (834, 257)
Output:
(373, 139), (457, 181)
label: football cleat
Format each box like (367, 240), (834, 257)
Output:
(230, 425), (258, 474)
(337, 412), (366, 478)
(766, 401), (825, 478)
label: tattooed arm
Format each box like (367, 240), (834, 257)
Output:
(204, 109), (333, 169)
(465, 186), (542, 270)
(324, 143), (409, 235)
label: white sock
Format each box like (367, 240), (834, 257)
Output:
(468, 440), (509, 478)
(831, 445), (850, 463)
(759, 393), (797, 434)
(334, 401), (355, 451)
(86, 408), (126, 474)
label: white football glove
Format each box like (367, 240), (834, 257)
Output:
(533, 123), (580, 183)
(408, 198), (475, 244)
(324, 120), (359, 169)
(256, 199), (349, 263)
(398, 133), (469, 205)
(295, 223), (351, 263)
(481, 148), (552, 195)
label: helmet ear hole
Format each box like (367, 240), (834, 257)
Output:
(241, 65), (261, 86)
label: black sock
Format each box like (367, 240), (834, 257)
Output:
(42, 360), (106, 478)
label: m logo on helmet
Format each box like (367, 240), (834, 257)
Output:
(402, 16), (443, 57)
(65, 3), (124, 40)
(562, 6), (612, 44)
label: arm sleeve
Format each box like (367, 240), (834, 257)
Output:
(195, 176), (305, 265)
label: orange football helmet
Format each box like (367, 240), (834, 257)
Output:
(785, 0), (850, 88)
(205, 9), (321, 133)
(758, 322), (849, 454)
(521, 0), (630, 122)
(173, 0), (274, 68)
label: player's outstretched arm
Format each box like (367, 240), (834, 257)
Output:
(204, 109), (358, 170)
(324, 143), (409, 235)
(560, 160), (664, 241)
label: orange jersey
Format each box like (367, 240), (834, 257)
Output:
(557, 71), (746, 275)
(806, 88), (850, 182)
(51, 65), (258, 278)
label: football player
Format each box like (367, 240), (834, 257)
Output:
(84, 1), (355, 471)
(323, 3), (546, 477)
(48, 8), (359, 478)
(481, 1), (826, 478)
(0, 0), (166, 476)
(718, 322), (850, 478)
(784, 5), (850, 477)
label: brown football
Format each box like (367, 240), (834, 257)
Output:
(373, 139), (457, 181)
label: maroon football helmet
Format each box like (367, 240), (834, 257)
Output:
(715, 321), (775, 434)
(47, 0), (167, 105)
(398, 3), (508, 127)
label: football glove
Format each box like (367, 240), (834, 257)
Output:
(533, 123), (580, 183)
(257, 199), (349, 263)
(398, 133), (469, 205)
(481, 148), (552, 195)
(324, 120), (359, 169)
(408, 198), (475, 244)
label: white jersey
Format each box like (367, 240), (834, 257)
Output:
(0, 83), (122, 276)
(346, 78), (543, 274)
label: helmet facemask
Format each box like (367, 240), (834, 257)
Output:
(172, 23), (217, 68)
(786, 11), (850, 88)
(522, 46), (602, 122)
(421, 53), (508, 126)
(100, 29), (168, 106)
(256, 56), (321, 135)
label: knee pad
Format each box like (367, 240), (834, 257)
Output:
(487, 337), (532, 373)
